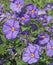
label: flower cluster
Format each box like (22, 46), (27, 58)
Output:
(0, 0), (53, 65)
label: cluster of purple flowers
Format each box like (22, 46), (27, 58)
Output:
(0, 0), (53, 64)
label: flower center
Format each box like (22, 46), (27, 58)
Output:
(47, 5), (51, 8)
(51, 46), (53, 50)
(22, 17), (25, 20)
(11, 27), (15, 32)
(41, 35), (45, 39)
(18, 3), (21, 8)
(40, 17), (43, 20)
(31, 9), (34, 13)
(31, 53), (34, 58)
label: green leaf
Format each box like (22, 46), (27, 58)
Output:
(17, 59), (27, 65)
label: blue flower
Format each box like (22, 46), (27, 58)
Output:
(38, 32), (50, 46)
(10, 0), (24, 13)
(22, 43), (40, 64)
(27, 4), (38, 18)
(44, 3), (53, 11)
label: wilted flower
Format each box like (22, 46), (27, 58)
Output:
(42, 15), (53, 26)
(38, 32), (50, 46)
(37, 9), (46, 15)
(45, 27), (51, 32)
(37, 14), (53, 25)
(0, 55), (6, 65)
(44, 3), (53, 11)
(0, 4), (5, 22)
(46, 40), (53, 57)
(10, 0), (15, 2)
(10, 0), (24, 13)
(20, 30), (29, 35)
(5, 12), (16, 20)
(27, 4), (38, 18)
(22, 43), (40, 64)
(30, 24), (38, 31)
(0, 13), (5, 22)
(9, 47), (18, 56)
(3, 19), (20, 39)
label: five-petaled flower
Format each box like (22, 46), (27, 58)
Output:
(10, 0), (24, 13)
(27, 4), (38, 18)
(3, 19), (20, 39)
(38, 32), (50, 46)
(46, 40), (53, 57)
(18, 13), (30, 24)
(22, 43), (40, 64)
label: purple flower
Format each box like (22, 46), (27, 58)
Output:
(38, 32), (50, 45)
(22, 43), (40, 64)
(42, 15), (53, 26)
(0, 55), (6, 65)
(20, 30), (29, 35)
(37, 14), (53, 25)
(10, 0), (15, 2)
(10, 0), (24, 13)
(37, 9), (46, 15)
(44, 3), (53, 11)
(3, 19), (20, 39)
(0, 4), (5, 22)
(5, 12), (16, 20)
(46, 40), (53, 57)
(45, 27), (51, 32)
(36, 14), (44, 22)
(20, 38), (28, 44)
(18, 13), (30, 24)
(9, 47), (18, 55)
(34, 44), (42, 55)
(0, 13), (5, 22)
(49, 63), (53, 65)
(30, 24), (38, 31)
(27, 4), (38, 18)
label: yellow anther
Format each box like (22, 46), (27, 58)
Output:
(51, 46), (53, 50)
(31, 9), (34, 13)
(41, 36), (45, 38)
(22, 17), (25, 20)
(31, 53), (34, 58)
(11, 27), (15, 32)
(18, 3), (21, 8)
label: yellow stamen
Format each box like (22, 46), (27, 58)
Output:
(41, 36), (45, 38)
(31, 53), (34, 58)
(51, 46), (53, 50)
(22, 17), (25, 20)
(11, 27), (15, 32)
(31, 9), (34, 13)
(18, 3), (21, 8)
